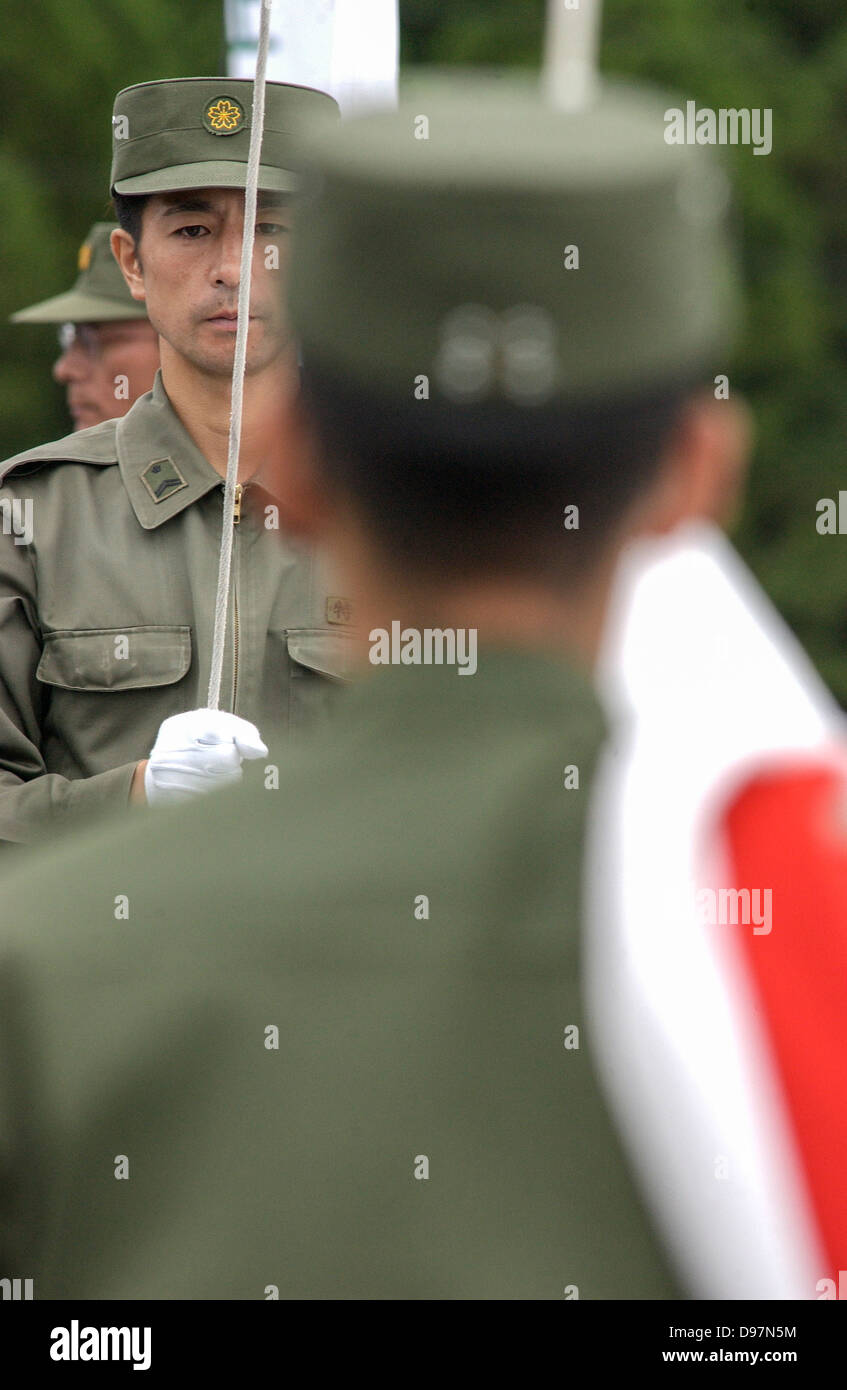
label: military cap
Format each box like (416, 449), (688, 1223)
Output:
(110, 77), (339, 197)
(10, 222), (146, 324)
(289, 76), (739, 408)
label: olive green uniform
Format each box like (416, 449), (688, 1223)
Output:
(0, 653), (679, 1299)
(0, 371), (350, 844)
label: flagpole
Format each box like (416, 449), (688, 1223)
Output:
(542, 0), (602, 112)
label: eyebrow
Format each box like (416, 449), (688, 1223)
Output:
(159, 195), (292, 218)
(160, 198), (218, 218)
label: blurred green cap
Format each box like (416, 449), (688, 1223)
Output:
(289, 75), (740, 408)
(110, 77), (339, 196)
(10, 222), (146, 324)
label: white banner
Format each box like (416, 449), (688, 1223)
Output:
(224, 0), (399, 115)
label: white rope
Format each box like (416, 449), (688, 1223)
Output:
(207, 0), (274, 709)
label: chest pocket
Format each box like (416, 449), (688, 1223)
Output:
(286, 627), (355, 734)
(36, 626), (192, 692)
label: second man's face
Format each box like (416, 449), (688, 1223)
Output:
(52, 319), (160, 430)
(114, 187), (294, 380)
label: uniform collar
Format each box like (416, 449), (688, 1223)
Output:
(116, 370), (223, 529)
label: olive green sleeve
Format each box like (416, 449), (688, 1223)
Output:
(0, 534), (140, 845)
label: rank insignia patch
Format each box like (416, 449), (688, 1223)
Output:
(203, 96), (246, 136)
(326, 596), (354, 626)
(141, 457), (189, 503)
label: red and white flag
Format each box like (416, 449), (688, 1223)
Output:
(589, 522), (847, 1298)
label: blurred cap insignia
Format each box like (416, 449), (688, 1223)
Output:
(203, 97), (246, 136)
(77, 242), (92, 272)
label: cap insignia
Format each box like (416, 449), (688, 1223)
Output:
(203, 96), (246, 136)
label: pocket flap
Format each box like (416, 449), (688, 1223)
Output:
(37, 626), (191, 692)
(286, 627), (356, 683)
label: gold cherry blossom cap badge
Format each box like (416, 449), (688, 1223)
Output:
(202, 95), (246, 135)
(110, 77), (339, 197)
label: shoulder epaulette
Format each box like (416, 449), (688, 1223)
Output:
(0, 419), (119, 484)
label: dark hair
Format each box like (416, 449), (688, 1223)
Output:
(111, 192), (150, 250)
(299, 352), (698, 586)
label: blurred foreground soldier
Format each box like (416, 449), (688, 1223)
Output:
(0, 79), (346, 846)
(0, 79), (749, 1297)
(10, 222), (160, 431)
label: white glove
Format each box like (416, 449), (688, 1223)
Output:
(143, 708), (268, 806)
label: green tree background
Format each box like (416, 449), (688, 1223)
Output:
(2, 1), (846, 698)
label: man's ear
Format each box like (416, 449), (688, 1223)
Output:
(110, 228), (146, 303)
(636, 391), (753, 538)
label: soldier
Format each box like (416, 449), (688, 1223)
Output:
(0, 75), (753, 1299)
(10, 222), (160, 432)
(0, 78), (349, 846)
